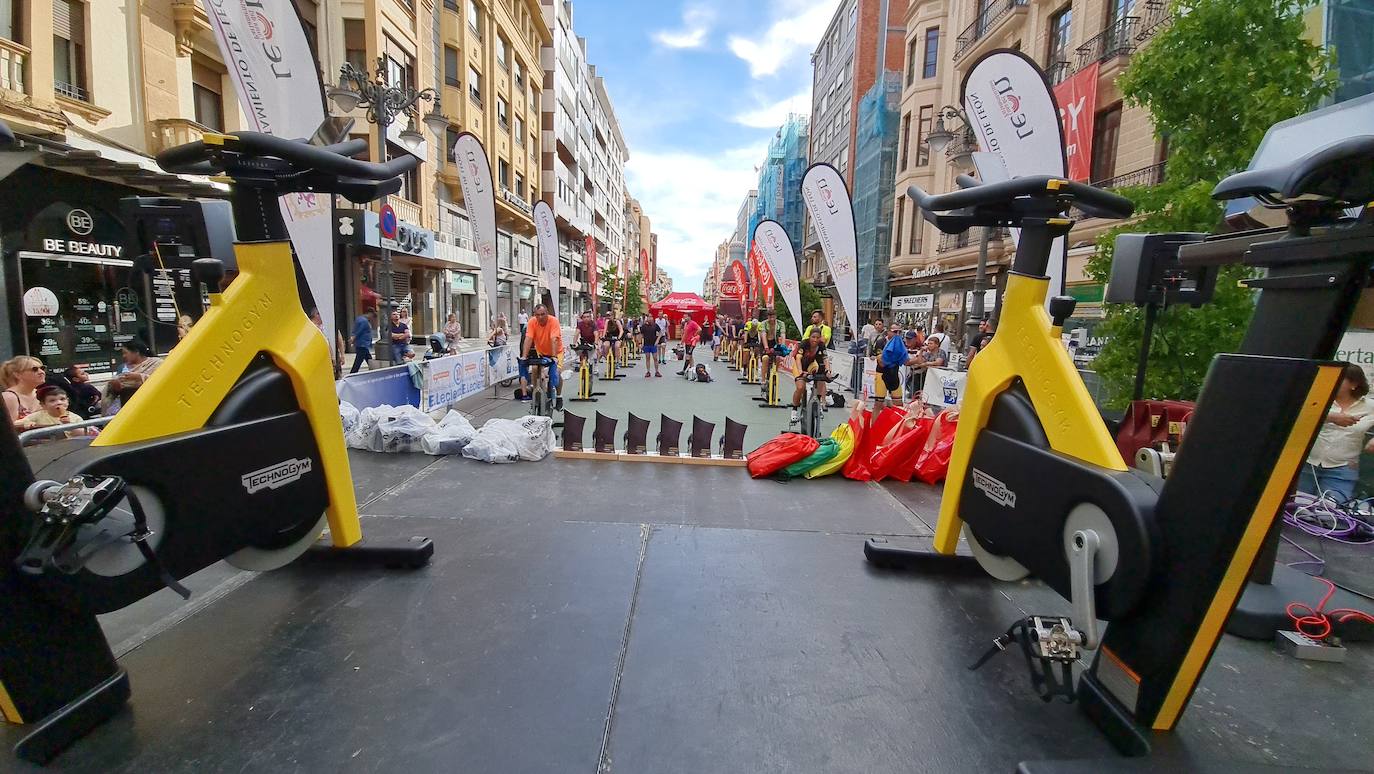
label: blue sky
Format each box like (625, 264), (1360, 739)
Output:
(571, 0), (841, 294)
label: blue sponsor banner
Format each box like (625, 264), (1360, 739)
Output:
(337, 364), (420, 410)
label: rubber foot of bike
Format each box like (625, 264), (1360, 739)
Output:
(14, 669), (130, 765)
(1076, 671), (1151, 757)
(1228, 564), (1374, 641)
(862, 538), (985, 575)
(303, 536), (434, 569)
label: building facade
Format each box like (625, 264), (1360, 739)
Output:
(752, 114), (810, 256)
(888, 0), (1173, 350)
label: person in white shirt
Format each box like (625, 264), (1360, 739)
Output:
(927, 321), (952, 354)
(861, 318), (878, 345)
(1299, 364), (1374, 501)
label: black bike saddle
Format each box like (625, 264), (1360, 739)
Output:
(1211, 135), (1374, 205)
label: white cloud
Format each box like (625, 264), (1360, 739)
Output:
(727, 0), (837, 78)
(652, 5), (716, 50)
(733, 88), (812, 128)
(626, 142), (768, 294)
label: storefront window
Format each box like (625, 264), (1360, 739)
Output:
(20, 254), (135, 378)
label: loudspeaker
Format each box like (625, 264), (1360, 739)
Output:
(624, 413), (650, 455)
(721, 418), (747, 459)
(689, 416), (716, 458)
(657, 415), (683, 457)
(561, 411), (586, 452)
(593, 412), (618, 454)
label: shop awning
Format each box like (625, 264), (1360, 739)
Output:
(0, 129), (226, 198)
(650, 292), (714, 314)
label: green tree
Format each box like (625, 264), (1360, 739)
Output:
(624, 272), (646, 318)
(773, 280), (825, 341)
(598, 265), (622, 311)
(1086, 0), (1334, 407)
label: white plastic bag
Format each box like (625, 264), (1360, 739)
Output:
(371, 405), (437, 454)
(420, 410), (477, 455)
(345, 405), (387, 450)
(461, 416), (555, 463)
(339, 401), (360, 435)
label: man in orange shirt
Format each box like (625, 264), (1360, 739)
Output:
(522, 304), (564, 409)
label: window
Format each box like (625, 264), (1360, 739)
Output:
(468, 65), (482, 105)
(1048, 7), (1072, 67)
(192, 62), (224, 132)
(1091, 105), (1122, 183)
(344, 19), (366, 72)
(53, 0), (87, 100)
(893, 196), (904, 257)
(467, 0), (482, 39)
(916, 105), (933, 166)
(445, 127), (461, 164)
(388, 142), (417, 201)
(444, 46), (460, 87)
(444, 0), (459, 10)
(497, 96), (509, 130)
(905, 37), (918, 86)
(514, 60), (524, 89)
(515, 173), (525, 198)
(496, 35), (509, 70)
(498, 158), (510, 188)
(899, 112), (911, 170)
(923, 27), (939, 78)
(2, 0), (22, 44)
(515, 115), (525, 144)
(909, 205), (922, 253)
(383, 36), (415, 91)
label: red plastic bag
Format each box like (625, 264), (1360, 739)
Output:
(913, 410), (959, 485)
(844, 405), (906, 481)
(874, 416), (936, 482)
(746, 432), (821, 478)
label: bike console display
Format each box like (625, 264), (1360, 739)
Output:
(1106, 232), (1216, 308)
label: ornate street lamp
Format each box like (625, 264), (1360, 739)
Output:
(328, 58), (446, 362)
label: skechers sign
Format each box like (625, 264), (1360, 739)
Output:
(335, 209), (435, 258)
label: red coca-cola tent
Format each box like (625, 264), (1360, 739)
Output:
(650, 292), (716, 338)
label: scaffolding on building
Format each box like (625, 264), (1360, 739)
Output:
(752, 114), (810, 257)
(853, 73), (902, 307)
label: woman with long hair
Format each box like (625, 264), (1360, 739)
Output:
(1, 355), (45, 427)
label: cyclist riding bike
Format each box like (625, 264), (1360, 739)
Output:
(604, 314), (624, 366)
(574, 310), (598, 368)
(792, 327), (833, 424)
(743, 314), (762, 366)
(758, 309), (785, 390)
(521, 304), (564, 410)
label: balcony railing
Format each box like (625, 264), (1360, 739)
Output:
(1070, 162), (1167, 219)
(1075, 17), (1140, 70)
(55, 80), (88, 102)
(936, 232), (971, 253)
(954, 0), (1028, 62)
(151, 118), (214, 155)
(1047, 59), (1071, 86)
(1137, 0), (1171, 41)
(390, 196), (422, 227)
(0, 37), (27, 94)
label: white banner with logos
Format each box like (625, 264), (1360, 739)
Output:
(1337, 329), (1374, 385)
(420, 351), (489, 411)
(487, 341), (522, 384)
(753, 219), (803, 329)
(892, 294), (934, 312)
(962, 50), (1068, 300)
(801, 163), (859, 339)
(454, 133), (498, 327)
(204, 0), (335, 351)
(925, 367), (967, 410)
(534, 200), (559, 319)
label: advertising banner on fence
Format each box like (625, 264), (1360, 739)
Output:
(420, 351), (488, 411)
(962, 49), (1069, 299)
(336, 364), (420, 410)
(488, 341), (521, 384)
(453, 133), (498, 325)
(801, 163), (859, 339)
(204, 0), (335, 351)
(753, 219), (802, 328)
(533, 200), (558, 319)
(1053, 62), (1099, 182)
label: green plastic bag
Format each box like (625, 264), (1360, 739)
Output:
(805, 421), (857, 479)
(781, 438), (841, 479)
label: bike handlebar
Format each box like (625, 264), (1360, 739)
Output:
(907, 175), (1134, 222)
(156, 131), (419, 181)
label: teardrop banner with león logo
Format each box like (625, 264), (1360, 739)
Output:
(801, 163), (858, 339)
(453, 133), (498, 326)
(752, 219), (802, 329)
(203, 0), (336, 350)
(747, 240), (773, 308)
(533, 200), (558, 319)
(960, 49), (1070, 301)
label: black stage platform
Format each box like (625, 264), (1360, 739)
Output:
(5, 452), (1371, 772)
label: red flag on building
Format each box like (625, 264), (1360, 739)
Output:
(1053, 62), (1099, 182)
(586, 236), (598, 308)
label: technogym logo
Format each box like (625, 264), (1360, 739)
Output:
(972, 468), (1016, 508)
(242, 458), (313, 494)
